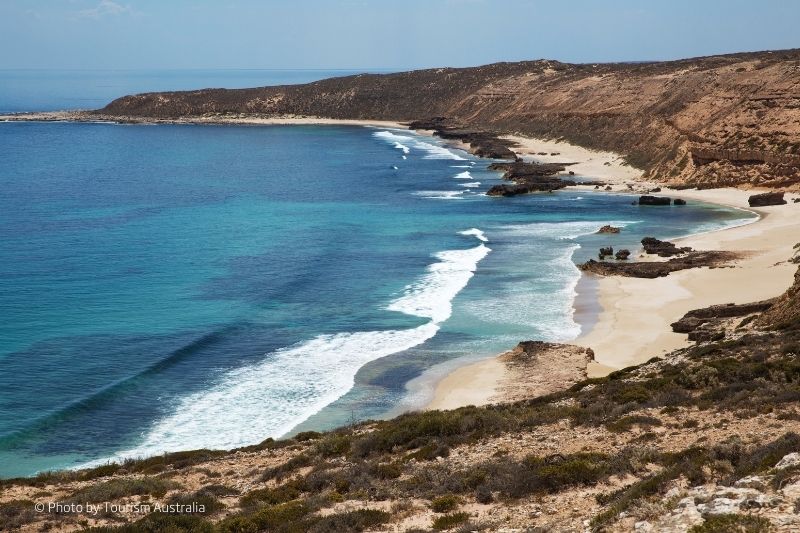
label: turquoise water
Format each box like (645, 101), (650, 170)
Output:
(0, 78), (754, 478)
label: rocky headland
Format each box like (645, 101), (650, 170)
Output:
(5, 49), (799, 191)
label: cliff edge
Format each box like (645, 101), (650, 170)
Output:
(100, 49), (800, 189)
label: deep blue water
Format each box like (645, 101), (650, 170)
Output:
(0, 73), (755, 477)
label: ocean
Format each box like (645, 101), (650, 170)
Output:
(0, 70), (754, 477)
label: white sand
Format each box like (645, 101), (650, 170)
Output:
(428, 136), (800, 408)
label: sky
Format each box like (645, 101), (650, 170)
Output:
(0, 0), (798, 70)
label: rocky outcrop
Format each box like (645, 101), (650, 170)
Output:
(757, 265), (800, 330)
(406, 118), (517, 159)
(485, 160), (575, 196)
(493, 341), (594, 402)
(638, 452), (800, 533)
(638, 195), (672, 206)
(671, 300), (775, 341)
(641, 237), (693, 257)
(615, 249), (631, 260)
(597, 225), (621, 234)
(580, 251), (739, 278)
(599, 247), (614, 260)
(748, 191), (787, 207)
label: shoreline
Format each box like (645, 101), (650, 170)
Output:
(6, 110), (798, 442)
(0, 110), (407, 130)
(426, 137), (800, 409)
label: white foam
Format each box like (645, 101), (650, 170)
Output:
(86, 231), (490, 464)
(453, 171), (473, 179)
(461, 182), (481, 188)
(501, 220), (640, 241)
(373, 130), (465, 160)
(393, 141), (410, 154)
(457, 240), (582, 341)
(459, 228), (489, 242)
(386, 242), (491, 323)
(413, 190), (466, 200)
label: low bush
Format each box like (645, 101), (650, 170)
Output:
(165, 489), (225, 515)
(0, 499), (37, 529)
(432, 512), (470, 530)
(85, 512), (214, 533)
(240, 477), (306, 507)
(689, 513), (773, 532)
(606, 415), (662, 433)
(430, 494), (461, 512)
(309, 509), (390, 532)
(67, 477), (177, 503)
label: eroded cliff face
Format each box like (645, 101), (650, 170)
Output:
(100, 50), (800, 189)
(758, 263), (800, 329)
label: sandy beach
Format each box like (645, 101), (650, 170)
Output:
(7, 111), (798, 408)
(429, 136), (800, 409)
(0, 111), (407, 129)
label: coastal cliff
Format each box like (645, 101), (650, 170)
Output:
(99, 49), (800, 189)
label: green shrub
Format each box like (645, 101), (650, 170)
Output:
(240, 478), (306, 507)
(218, 501), (311, 533)
(370, 462), (402, 480)
(606, 415), (662, 433)
(261, 454), (313, 481)
(84, 512), (214, 532)
(405, 444), (450, 462)
(294, 431), (323, 441)
(689, 514), (773, 532)
(432, 512), (470, 530)
(0, 499), (37, 529)
(316, 433), (353, 457)
(430, 494), (461, 512)
(68, 477), (177, 503)
(165, 489), (225, 515)
(309, 509), (390, 532)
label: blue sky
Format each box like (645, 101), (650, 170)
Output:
(1, 0), (798, 70)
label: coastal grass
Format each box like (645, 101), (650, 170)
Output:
(67, 477), (178, 503)
(689, 514), (773, 532)
(0, 499), (37, 529)
(431, 511), (470, 530)
(8, 306), (800, 532)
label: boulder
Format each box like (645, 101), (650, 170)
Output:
(638, 195), (672, 206)
(673, 198), (687, 205)
(748, 191), (787, 207)
(775, 452), (800, 470)
(599, 246), (614, 260)
(596, 225), (621, 234)
(615, 249), (631, 260)
(641, 237), (693, 257)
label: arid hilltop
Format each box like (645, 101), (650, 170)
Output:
(99, 49), (800, 189)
